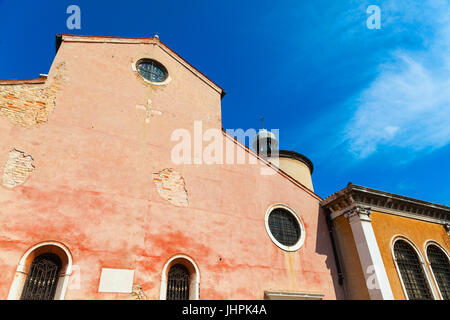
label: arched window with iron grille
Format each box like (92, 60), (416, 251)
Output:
(394, 240), (432, 300)
(20, 253), (62, 300)
(427, 245), (450, 300)
(166, 264), (190, 300)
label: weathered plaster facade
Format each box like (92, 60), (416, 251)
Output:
(0, 35), (343, 300)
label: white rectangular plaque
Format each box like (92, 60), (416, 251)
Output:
(98, 268), (134, 293)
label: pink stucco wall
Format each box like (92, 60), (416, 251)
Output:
(0, 36), (344, 300)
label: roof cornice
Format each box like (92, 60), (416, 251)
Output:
(322, 184), (450, 225)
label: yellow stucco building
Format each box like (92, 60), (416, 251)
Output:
(322, 183), (450, 300)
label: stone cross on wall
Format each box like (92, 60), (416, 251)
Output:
(136, 99), (162, 123)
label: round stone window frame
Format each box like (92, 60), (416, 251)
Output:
(132, 58), (172, 86)
(265, 204), (306, 252)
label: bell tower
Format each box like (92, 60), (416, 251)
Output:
(253, 129), (279, 158)
(253, 128), (315, 191)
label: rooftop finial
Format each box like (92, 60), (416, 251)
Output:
(259, 116), (265, 130)
(154, 33), (160, 40)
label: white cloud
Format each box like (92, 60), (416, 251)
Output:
(344, 1), (450, 159)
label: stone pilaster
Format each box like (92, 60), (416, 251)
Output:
(344, 205), (394, 300)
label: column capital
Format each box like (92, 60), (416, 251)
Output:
(445, 223), (450, 236)
(344, 205), (372, 223)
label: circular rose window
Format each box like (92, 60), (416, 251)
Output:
(137, 59), (168, 83)
(265, 205), (305, 251)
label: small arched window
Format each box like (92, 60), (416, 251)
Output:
(166, 264), (190, 300)
(20, 253), (62, 300)
(160, 255), (200, 300)
(427, 245), (450, 300)
(394, 240), (432, 300)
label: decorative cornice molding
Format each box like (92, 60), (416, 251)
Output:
(322, 184), (450, 225)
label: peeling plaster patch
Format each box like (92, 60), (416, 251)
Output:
(2, 149), (35, 188)
(152, 168), (188, 207)
(0, 62), (67, 127)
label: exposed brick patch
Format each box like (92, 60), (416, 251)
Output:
(0, 62), (66, 127)
(130, 284), (147, 300)
(152, 168), (188, 207)
(2, 149), (35, 188)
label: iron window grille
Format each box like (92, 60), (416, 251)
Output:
(427, 245), (450, 300)
(137, 59), (168, 83)
(167, 264), (190, 300)
(394, 240), (432, 300)
(268, 208), (301, 247)
(20, 253), (62, 300)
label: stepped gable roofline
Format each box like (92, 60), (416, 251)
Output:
(55, 34), (226, 98)
(322, 183), (450, 224)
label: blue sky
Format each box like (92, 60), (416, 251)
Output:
(1, 0), (449, 205)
